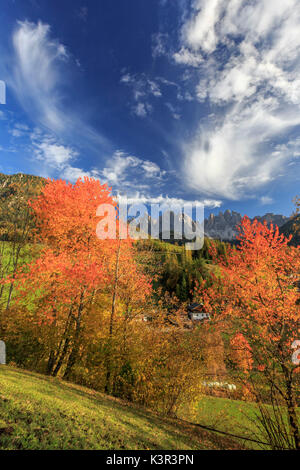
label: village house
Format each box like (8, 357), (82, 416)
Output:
(187, 303), (211, 322)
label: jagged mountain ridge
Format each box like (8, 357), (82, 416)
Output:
(204, 210), (288, 241)
(137, 209), (289, 242)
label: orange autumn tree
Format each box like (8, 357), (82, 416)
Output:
(195, 217), (300, 449)
(230, 333), (253, 374)
(11, 177), (151, 381)
(30, 177), (114, 254)
(11, 177), (115, 376)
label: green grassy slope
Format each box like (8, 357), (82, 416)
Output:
(0, 366), (243, 450)
(182, 396), (266, 450)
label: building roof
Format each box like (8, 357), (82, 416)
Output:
(188, 303), (205, 312)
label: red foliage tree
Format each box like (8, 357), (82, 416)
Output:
(195, 217), (300, 449)
(12, 177), (151, 380)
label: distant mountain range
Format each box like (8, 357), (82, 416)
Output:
(204, 210), (300, 245)
(204, 210), (289, 241)
(136, 209), (295, 244)
(1, 172), (299, 245)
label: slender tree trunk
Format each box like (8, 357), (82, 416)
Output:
(46, 350), (56, 375)
(45, 302), (59, 375)
(105, 240), (121, 394)
(6, 280), (15, 311)
(6, 244), (22, 310)
(53, 336), (72, 377)
(63, 292), (85, 380)
(51, 307), (74, 377)
(122, 307), (129, 357)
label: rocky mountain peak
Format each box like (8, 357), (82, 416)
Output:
(204, 210), (288, 241)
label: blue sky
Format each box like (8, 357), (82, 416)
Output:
(0, 0), (300, 218)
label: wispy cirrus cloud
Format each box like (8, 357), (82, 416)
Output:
(174, 0), (300, 200)
(6, 20), (110, 152)
(10, 21), (69, 133)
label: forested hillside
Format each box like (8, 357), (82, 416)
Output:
(0, 173), (45, 242)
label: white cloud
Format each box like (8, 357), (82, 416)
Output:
(260, 196), (273, 205)
(273, 138), (300, 160)
(61, 165), (95, 182)
(184, 0), (223, 53)
(30, 141), (167, 189)
(100, 151), (166, 190)
(120, 73), (162, 99)
(175, 0), (300, 199)
(148, 80), (162, 97)
(101, 151), (140, 185)
(117, 192), (222, 209)
(120, 73), (131, 84)
(152, 33), (169, 58)
(183, 97), (298, 199)
(31, 133), (94, 182)
(34, 142), (75, 168)
(173, 47), (203, 67)
(141, 160), (162, 177)
(156, 76), (178, 88)
(133, 102), (152, 118)
(165, 102), (181, 120)
(7, 20), (110, 153)
(121, 71), (194, 118)
(10, 21), (68, 132)
(9, 123), (30, 138)
(120, 72), (163, 117)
